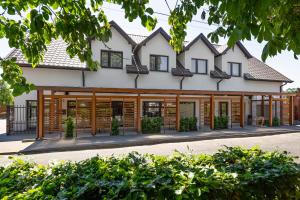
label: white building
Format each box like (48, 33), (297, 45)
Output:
(5, 21), (295, 137)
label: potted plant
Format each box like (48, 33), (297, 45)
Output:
(64, 116), (75, 139)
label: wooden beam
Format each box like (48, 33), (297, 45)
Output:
(240, 95), (244, 128)
(289, 96), (294, 125)
(37, 86), (297, 97)
(91, 92), (96, 135)
(210, 95), (215, 130)
(58, 98), (62, 131)
(136, 94), (141, 133)
(37, 89), (44, 139)
(269, 95), (273, 127)
(176, 94), (180, 131)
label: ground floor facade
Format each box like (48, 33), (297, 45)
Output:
(7, 87), (296, 139)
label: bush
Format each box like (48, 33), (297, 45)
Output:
(141, 117), (162, 134)
(214, 116), (229, 130)
(111, 118), (120, 135)
(64, 116), (75, 138)
(0, 147), (299, 199)
(273, 117), (280, 126)
(180, 117), (197, 132)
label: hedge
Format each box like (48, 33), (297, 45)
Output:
(0, 147), (299, 199)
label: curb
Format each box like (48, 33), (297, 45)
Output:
(0, 129), (298, 155)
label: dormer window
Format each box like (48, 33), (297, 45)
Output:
(150, 55), (168, 72)
(191, 59), (208, 74)
(228, 62), (241, 77)
(101, 50), (123, 69)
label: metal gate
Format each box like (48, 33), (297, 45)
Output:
(6, 105), (37, 134)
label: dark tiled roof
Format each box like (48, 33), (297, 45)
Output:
(171, 60), (193, 77)
(210, 67), (231, 79)
(244, 57), (293, 83)
(6, 38), (86, 70)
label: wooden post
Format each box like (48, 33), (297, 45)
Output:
(49, 91), (55, 131)
(176, 94), (180, 131)
(37, 89), (44, 139)
(210, 95), (215, 130)
(269, 95), (273, 127)
(58, 98), (62, 131)
(261, 95), (265, 117)
(289, 96), (294, 125)
(280, 95), (283, 125)
(136, 94), (141, 133)
(240, 95), (244, 128)
(91, 92), (96, 135)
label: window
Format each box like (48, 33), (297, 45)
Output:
(219, 102), (228, 117)
(112, 101), (123, 121)
(180, 102), (195, 118)
(143, 101), (162, 117)
(101, 50), (123, 68)
(67, 101), (76, 117)
(191, 59), (208, 74)
(150, 55), (168, 72)
(228, 62), (241, 77)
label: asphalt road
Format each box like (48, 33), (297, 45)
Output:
(0, 132), (299, 165)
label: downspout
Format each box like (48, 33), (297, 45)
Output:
(217, 78), (224, 91)
(280, 82), (287, 92)
(180, 75), (185, 90)
(135, 74), (139, 89)
(81, 70), (85, 87)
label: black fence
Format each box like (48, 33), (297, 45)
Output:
(6, 105), (37, 134)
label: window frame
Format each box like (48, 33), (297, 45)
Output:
(101, 50), (123, 69)
(142, 101), (162, 117)
(228, 62), (242, 77)
(149, 54), (169, 72)
(219, 102), (229, 117)
(191, 58), (208, 75)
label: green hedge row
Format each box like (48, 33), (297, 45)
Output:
(0, 147), (299, 199)
(214, 116), (229, 129)
(179, 117), (198, 132)
(141, 117), (162, 134)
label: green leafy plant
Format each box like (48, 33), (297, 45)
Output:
(64, 116), (75, 138)
(180, 117), (197, 132)
(111, 118), (120, 136)
(141, 117), (162, 134)
(0, 147), (299, 199)
(214, 116), (229, 130)
(273, 117), (280, 127)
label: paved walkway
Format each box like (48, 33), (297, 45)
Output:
(0, 132), (299, 165)
(0, 125), (300, 155)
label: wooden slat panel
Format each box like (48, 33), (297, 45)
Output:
(163, 99), (176, 129)
(204, 101), (210, 126)
(231, 102), (240, 123)
(123, 101), (136, 128)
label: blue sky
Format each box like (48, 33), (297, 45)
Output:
(0, 1), (299, 89)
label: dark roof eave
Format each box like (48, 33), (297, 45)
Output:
(244, 77), (293, 83)
(184, 33), (219, 56)
(19, 63), (89, 71)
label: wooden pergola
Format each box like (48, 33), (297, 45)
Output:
(36, 86), (296, 139)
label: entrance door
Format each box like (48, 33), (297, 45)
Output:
(219, 102), (228, 117)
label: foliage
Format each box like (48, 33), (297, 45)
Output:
(273, 117), (280, 127)
(169, 0), (300, 61)
(141, 117), (162, 134)
(286, 88), (298, 93)
(0, 0), (156, 96)
(64, 116), (75, 138)
(1, 1), (299, 96)
(111, 118), (120, 136)
(0, 80), (13, 106)
(180, 116), (197, 132)
(0, 147), (299, 199)
(214, 116), (229, 130)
